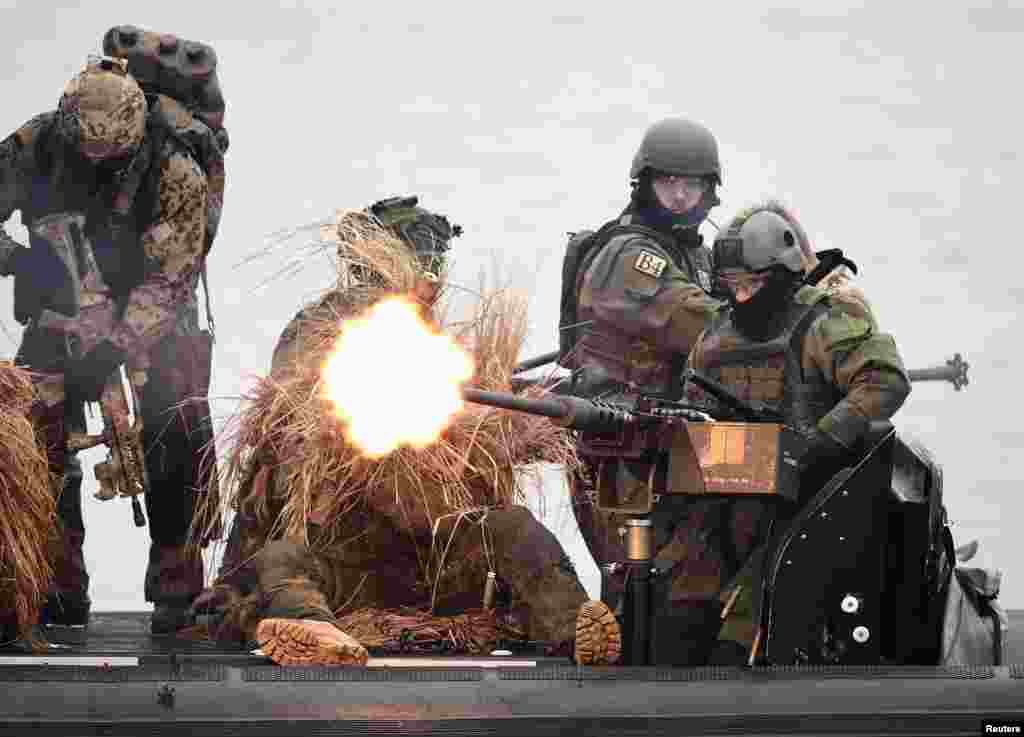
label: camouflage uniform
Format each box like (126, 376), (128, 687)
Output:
(566, 118), (725, 586)
(663, 209), (912, 665)
(206, 203), (609, 663)
(0, 60), (220, 627)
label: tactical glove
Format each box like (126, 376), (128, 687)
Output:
(66, 340), (126, 402)
(798, 428), (851, 475)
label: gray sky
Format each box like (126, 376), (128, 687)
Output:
(1, 0), (1021, 609)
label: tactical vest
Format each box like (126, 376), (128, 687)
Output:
(696, 286), (838, 434)
(573, 215), (713, 399)
(23, 112), (169, 307)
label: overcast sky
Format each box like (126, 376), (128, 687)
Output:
(1, 0), (1021, 609)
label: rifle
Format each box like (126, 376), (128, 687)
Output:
(28, 212), (149, 528)
(510, 353), (973, 393)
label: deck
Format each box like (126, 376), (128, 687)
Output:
(0, 611), (1021, 736)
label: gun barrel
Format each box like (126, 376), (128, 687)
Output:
(461, 387), (632, 434)
(908, 367), (956, 382)
(906, 353), (969, 390)
(461, 387), (569, 419)
(512, 350), (561, 375)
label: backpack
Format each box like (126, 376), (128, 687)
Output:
(557, 217), (685, 371)
(103, 25), (229, 334)
(557, 221), (617, 370)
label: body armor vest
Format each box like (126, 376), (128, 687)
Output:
(697, 287), (837, 434)
(574, 216), (713, 399)
(23, 113), (163, 307)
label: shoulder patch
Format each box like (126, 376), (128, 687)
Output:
(633, 250), (667, 278)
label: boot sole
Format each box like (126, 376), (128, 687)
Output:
(255, 618), (369, 667)
(574, 600), (622, 666)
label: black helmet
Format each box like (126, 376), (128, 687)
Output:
(713, 210), (804, 275)
(367, 195), (462, 276)
(629, 117), (721, 185)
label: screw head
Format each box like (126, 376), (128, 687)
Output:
(841, 595), (860, 614)
(852, 626), (870, 644)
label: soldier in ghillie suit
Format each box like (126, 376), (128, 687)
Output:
(193, 199), (620, 667)
(0, 56), (222, 633)
(0, 361), (57, 648)
(669, 205), (912, 664)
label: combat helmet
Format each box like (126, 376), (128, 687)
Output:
(713, 209), (805, 275)
(366, 196), (462, 277)
(629, 117), (722, 185)
(57, 56), (147, 164)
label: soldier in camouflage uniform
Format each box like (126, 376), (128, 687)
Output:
(670, 206), (912, 664)
(203, 199), (620, 667)
(0, 58), (220, 633)
(565, 117), (726, 601)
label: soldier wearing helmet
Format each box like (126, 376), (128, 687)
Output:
(570, 117), (724, 403)
(565, 118), (726, 608)
(202, 201), (621, 669)
(0, 57), (219, 634)
(268, 196), (462, 375)
(659, 204), (912, 664)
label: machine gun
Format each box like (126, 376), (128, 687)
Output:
(462, 383), (806, 666)
(28, 213), (150, 528)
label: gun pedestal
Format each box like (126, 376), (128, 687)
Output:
(620, 518), (654, 666)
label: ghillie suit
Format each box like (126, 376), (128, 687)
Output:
(191, 212), (618, 665)
(0, 361), (58, 647)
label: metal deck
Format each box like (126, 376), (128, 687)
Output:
(0, 611), (1021, 736)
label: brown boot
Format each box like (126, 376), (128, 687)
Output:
(574, 600), (621, 665)
(255, 618), (369, 666)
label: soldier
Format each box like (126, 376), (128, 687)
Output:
(0, 57), (218, 633)
(754, 199), (878, 329)
(674, 205), (912, 664)
(204, 200), (620, 667)
(562, 118), (725, 583)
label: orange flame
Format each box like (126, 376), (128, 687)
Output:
(322, 295), (474, 458)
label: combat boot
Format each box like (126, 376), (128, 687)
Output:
(574, 600), (622, 665)
(255, 618), (368, 666)
(145, 544), (204, 635)
(151, 599), (195, 635)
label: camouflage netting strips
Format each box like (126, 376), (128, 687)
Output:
(334, 606), (526, 655)
(193, 211), (577, 607)
(0, 361), (57, 646)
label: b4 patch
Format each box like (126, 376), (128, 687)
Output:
(633, 250), (667, 278)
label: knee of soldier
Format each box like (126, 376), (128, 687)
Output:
(257, 539), (312, 572)
(488, 505), (540, 536)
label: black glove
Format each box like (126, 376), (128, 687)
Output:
(798, 428), (851, 475)
(65, 340), (126, 402)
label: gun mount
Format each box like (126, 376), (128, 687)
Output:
(462, 383), (807, 666)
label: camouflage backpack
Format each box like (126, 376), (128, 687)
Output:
(102, 25), (228, 256)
